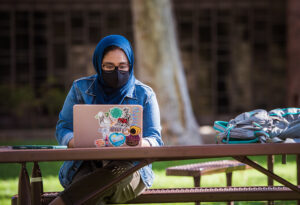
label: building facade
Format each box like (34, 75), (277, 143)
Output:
(0, 0), (296, 128)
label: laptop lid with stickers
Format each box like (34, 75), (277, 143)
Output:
(73, 104), (143, 148)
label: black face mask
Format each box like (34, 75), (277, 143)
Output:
(102, 69), (130, 88)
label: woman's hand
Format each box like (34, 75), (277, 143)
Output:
(69, 138), (149, 147)
(141, 139), (151, 147)
(68, 138), (75, 148)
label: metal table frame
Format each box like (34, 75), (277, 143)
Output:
(2, 144), (300, 204)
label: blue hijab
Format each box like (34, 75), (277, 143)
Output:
(92, 35), (135, 104)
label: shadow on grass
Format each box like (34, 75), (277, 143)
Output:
(0, 162), (63, 180)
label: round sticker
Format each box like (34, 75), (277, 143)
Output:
(110, 107), (123, 119)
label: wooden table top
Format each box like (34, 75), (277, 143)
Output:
(1, 143), (300, 163)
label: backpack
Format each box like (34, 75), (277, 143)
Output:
(213, 108), (300, 144)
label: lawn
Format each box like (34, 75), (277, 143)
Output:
(0, 140), (298, 205)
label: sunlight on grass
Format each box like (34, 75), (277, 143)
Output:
(152, 163), (296, 189)
(153, 170), (194, 188)
(42, 176), (64, 192)
(0, 177), (18, 205)
(0, 176), (63, 205)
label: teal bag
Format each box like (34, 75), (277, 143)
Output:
(213, 121), (261, 144)
(213, 108), (300, 144)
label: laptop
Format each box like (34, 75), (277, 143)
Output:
(73, 104), (143, 148)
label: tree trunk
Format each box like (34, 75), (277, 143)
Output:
(131, 0), (202, 145)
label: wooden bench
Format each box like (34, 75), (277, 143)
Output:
(12, 160), (250, 205)
(2, 144), (300, 204)
(166, 160), (251, 205)
(11, 186), (300, 204)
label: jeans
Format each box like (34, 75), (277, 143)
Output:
(60, 160), (146, 205)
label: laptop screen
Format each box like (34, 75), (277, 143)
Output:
(74, 105), (143, 148)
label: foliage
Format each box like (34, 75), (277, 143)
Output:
(0, 85), (38, 117)
(0, 85), (12, 112)
(11, 86), (39, 117)
(38, 77), (67, 117)
(0, 78), (67, 128)
(41, 87), (66, 116)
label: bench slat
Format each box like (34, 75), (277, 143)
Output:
(166, 160), (249, 177)
(128, 186), (300, 203)
(11, 186), (300, 204)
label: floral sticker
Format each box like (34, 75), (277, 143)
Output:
(129, 126), (141, 136)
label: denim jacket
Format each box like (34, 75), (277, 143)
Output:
(56, 75), (163, 188)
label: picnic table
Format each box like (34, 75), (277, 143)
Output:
(1, 143), (300, 204)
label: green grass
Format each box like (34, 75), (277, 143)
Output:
(0, 140), (298, 205)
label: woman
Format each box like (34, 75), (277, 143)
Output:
(51, 35), (163, 205)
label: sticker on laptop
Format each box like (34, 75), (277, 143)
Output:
(109, 133), (126, 147)
(94, 106), (141, 147)
(95, 111), (111, 127)
(126, 134), (140, 146)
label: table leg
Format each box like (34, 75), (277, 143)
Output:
(18, 162), (32, 205)
(282, 154), (287, 164)
(31, 162), (43, 205)
(193, 176), (201, 187)
(234, 156), (300, 194)
(226, 172), (234, 205)
(193, 176), (201, 205)
(297, 154), (300, 205)
(226, 172), (232, 187)
(267, 155), (274, 205)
